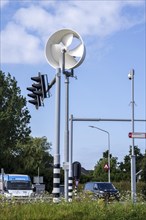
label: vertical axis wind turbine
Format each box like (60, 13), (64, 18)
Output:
(45, 29), (86, 202)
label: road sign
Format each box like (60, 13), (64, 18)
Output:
(104, 164), (109, 171)
(128, 132), (146, 138)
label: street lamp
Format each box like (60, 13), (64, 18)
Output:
(89, 125), (111, 182)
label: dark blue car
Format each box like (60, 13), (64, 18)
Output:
(84, 182), (120, 201)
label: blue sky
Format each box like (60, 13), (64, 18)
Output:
(0, 0), (146, 170)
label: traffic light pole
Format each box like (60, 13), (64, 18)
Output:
(68, 114), (73, 201)
(69, 115), (145, 203)
(53, 68), (61, 203)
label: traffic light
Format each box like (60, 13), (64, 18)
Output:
(27, 86), (41, 109)
(31, 73), (47, 99)
(27, 72), (48, 109)
(72, 161), (81, 180)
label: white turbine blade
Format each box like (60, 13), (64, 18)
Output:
(68, 44), (84, 57)
(51, 44), (62, 62)
(65, 53), (77, 69)
(61, 34), (73, 47)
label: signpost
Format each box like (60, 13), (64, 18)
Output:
(128, 132), (146, 139)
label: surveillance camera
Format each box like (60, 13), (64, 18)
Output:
(128, 73), (132, 80)
(128, 69), (134, 80)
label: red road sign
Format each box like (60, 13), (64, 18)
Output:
(104, 164), (109, 171)
(128, 132), (146, 138)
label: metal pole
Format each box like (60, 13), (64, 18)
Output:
(53, 68), (61, 203)
(68, 114), (73, 201)
(130, 69), (136, 203)
(64, 73), (69, 201)
(72, 118), (146, 122)
(38, 167), (40, 184)
(108, 133), (110, 182)
(89, 126), (111, 182)
(62, 49), (69, 201)
(1, 168), (4, 193)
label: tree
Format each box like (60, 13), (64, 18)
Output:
(0, 71), (55, 192)
(12, 136), (52, 173)
(0, 70), (31, 171)
(93, 150), (117, 182)
(92, 146), (146, 183)
(93, 157), (108, 182)
(93, 150), (129, 182)
(13, 136), (53, 191)
(141, 151), (146, 182)
(118, 146), (144, 181)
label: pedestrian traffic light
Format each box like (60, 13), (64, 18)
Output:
(27, 72), (48, 109)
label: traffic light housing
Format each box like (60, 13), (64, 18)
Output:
(72, 161), (81, 180)
(27, 87), (41, 109)
(27, 72), (48, 109)
(31, 74), (47, 99)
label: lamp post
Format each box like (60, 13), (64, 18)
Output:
(128, 69), (136, 203)
(89, 126), (111, 182)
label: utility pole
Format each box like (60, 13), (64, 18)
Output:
(128, 69), (136, 203)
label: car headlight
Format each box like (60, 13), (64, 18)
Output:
(99, 191), (104, 194)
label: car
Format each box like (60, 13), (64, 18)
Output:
(84, 182), (120, 201)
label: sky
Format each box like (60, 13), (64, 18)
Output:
(0, 0), (146, 171)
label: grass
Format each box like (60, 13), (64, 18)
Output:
(0, 195), (146, 220)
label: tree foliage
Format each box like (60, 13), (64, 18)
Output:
(93, 147), (146, 182)
(0, 70), (31, 170)
(11, 136), (53, 174)
(0, 71), (53, 191)
(14, 136), (53, 191)
(93, 150), (119, 182)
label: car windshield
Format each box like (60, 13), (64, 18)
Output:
(98, 183), (115, 190)
(7, 181), (32, 190)
(84, 182), (94, 191)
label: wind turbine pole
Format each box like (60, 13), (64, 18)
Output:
(62, 50), (69, 201)
(53, 68), (61, 203)
(68, 114), (73, 201)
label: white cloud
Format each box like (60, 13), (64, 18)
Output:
(14, 5), (54, 38)
(1, 22), (43, 64)
(1, 0), (145, 64)
(0, 0), (9, 8)
(13, 1), (145, 37)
